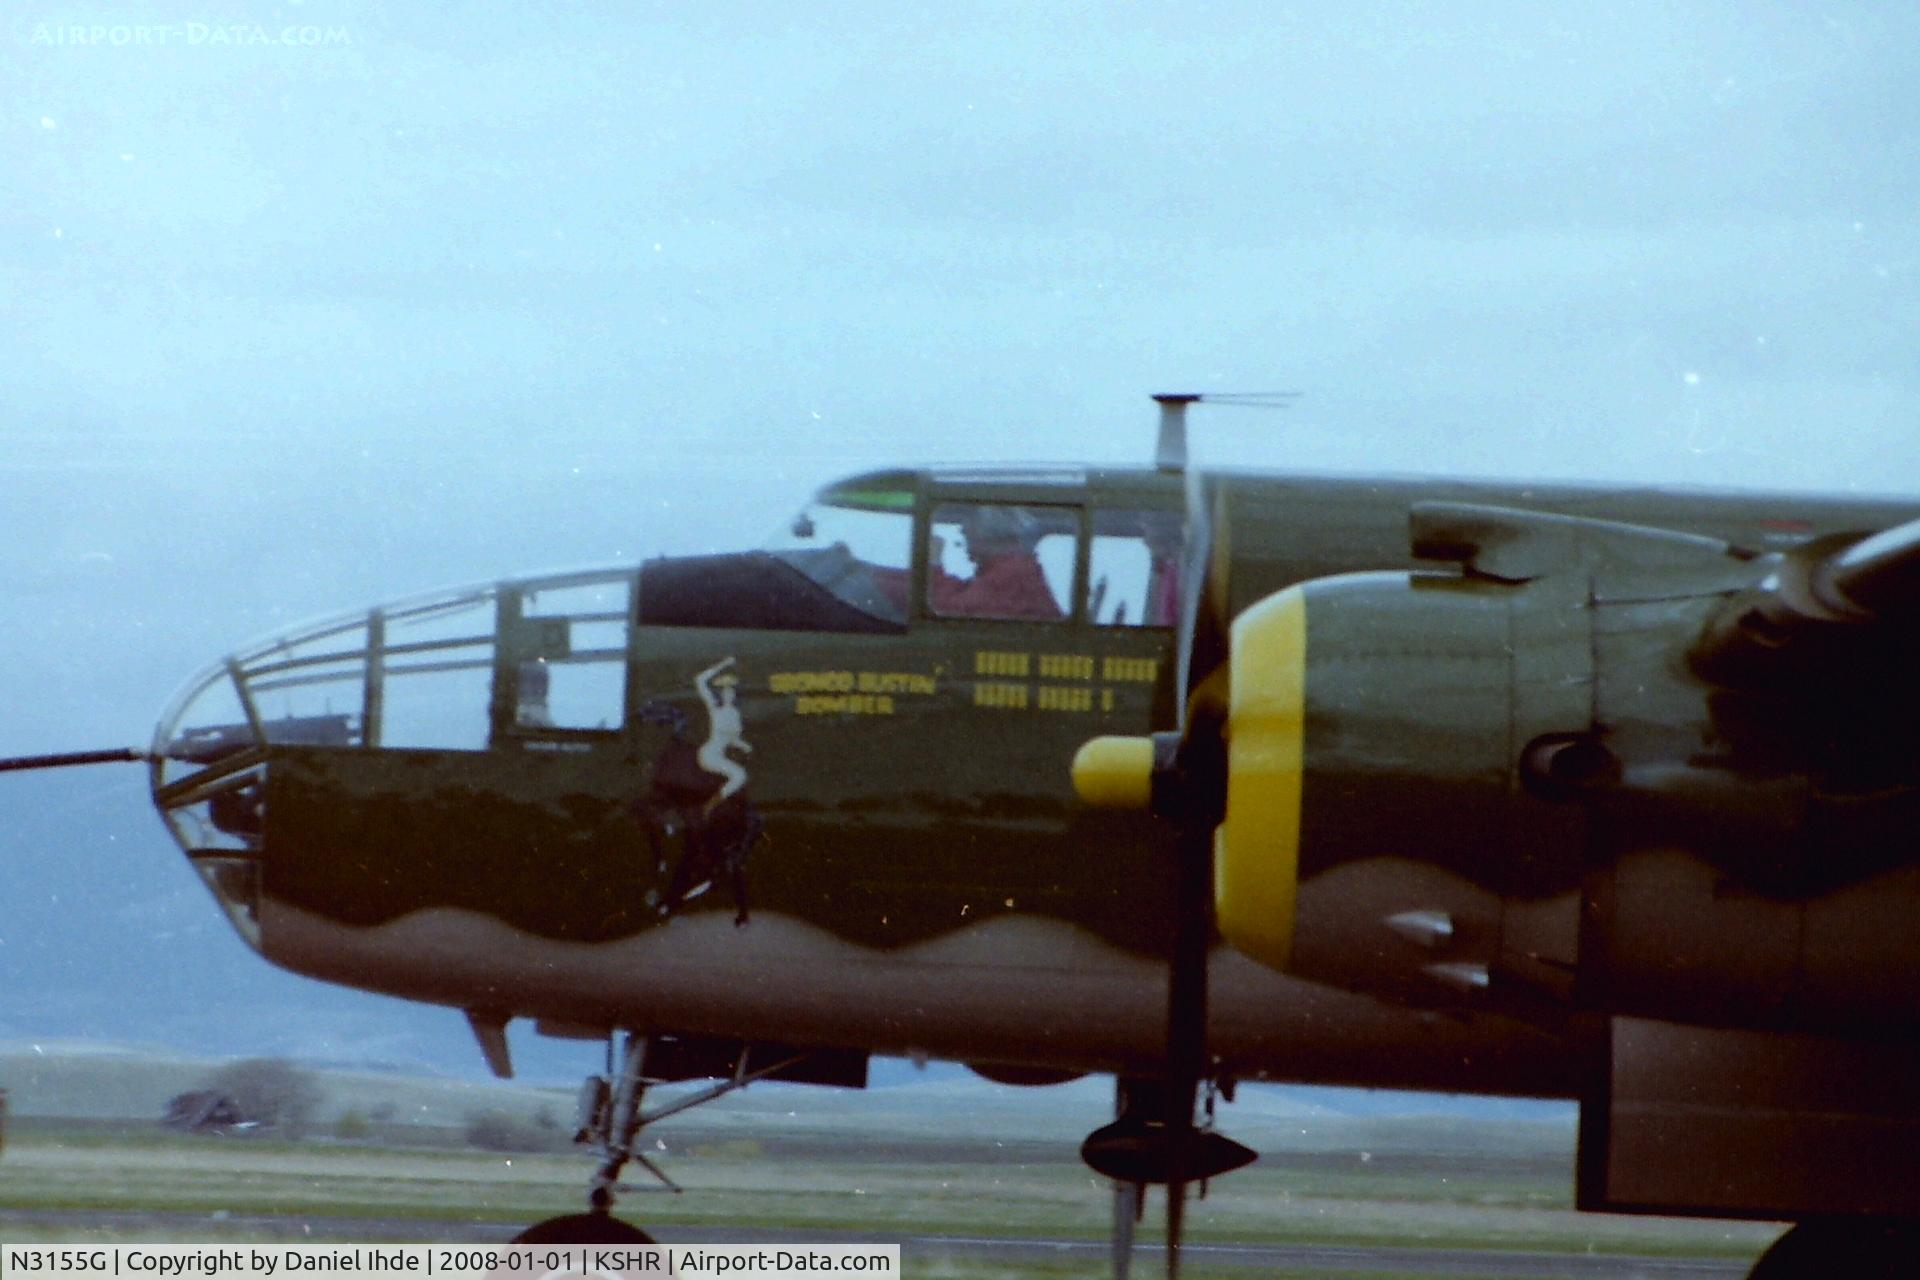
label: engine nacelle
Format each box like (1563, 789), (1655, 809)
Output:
(1215, 568), (1584, 1012)
(1071, 504), (1920, 1223)
(1212, 507), (1920, 1039)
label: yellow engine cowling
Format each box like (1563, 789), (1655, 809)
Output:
(1077, 569), (1577, 1009)
(1211, 572), (1577, 1004)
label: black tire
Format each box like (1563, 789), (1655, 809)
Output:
(511, 1213), (656, 1244)
(1749, 1219), (1920, 1279)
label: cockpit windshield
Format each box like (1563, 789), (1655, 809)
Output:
(763, 486), (915, 624)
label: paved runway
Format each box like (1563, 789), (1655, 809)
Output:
(0, 1209), (1760, 1278)
(884, 1232), (1749, 1276)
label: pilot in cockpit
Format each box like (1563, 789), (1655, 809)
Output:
(933, 505), (1064, 621)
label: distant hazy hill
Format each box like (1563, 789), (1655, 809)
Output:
(0, 1039), (560, 1126)
(0, 1039), (1573, 1157)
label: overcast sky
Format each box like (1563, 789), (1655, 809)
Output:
(3, 3), (1918, 1060)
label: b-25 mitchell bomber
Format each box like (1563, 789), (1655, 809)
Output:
(11, 395), (1920, 1277)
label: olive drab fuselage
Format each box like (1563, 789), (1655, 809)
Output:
(148, 464), (1920, 1090)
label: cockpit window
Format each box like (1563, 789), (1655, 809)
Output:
(765, 493), (914, 624)
(1089, 509), (1184, 627)
(927, 502), (1076, 622)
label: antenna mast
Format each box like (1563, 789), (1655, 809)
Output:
(1151, 391), (1300, 473)
(1154, 394), (1202, 473)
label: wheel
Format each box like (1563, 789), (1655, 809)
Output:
(1749, 1219), (1920, 1279)
(511, 1213), (656, 1244)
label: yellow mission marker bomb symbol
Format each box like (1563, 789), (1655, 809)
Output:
(1071, 735), (1156, 810)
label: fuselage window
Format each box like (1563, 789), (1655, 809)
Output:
(927, 503), (1076, 622)
(512, 577), (631, 732)
(1089, 510), (1182, 628)
(376, 592), (497, 750)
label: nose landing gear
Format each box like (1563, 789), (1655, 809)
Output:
(511, 1032), (810, 1245)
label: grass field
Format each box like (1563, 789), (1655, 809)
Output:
(0, 1120), (1776, 1263)
(0, 1044), (1781, 1277)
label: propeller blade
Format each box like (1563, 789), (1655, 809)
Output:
(1078, 394), (1256, 1278)
(1160, 817), (1212, 1280)
(1166, 1171), (1187, 1279)
(1111, 1178), (1138, 1280)
(1193, 484), (1235, 715)
(1161, 441), (1236, 1278)
(1172, 463), (1212, 732)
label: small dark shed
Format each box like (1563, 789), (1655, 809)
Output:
(162, 1090), (250, 1132)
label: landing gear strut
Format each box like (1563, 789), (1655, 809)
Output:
(513, 1031), (805, 1244)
